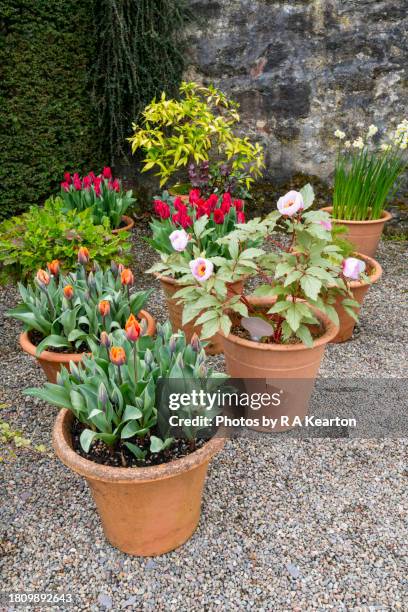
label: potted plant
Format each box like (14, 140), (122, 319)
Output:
(324, 122), (407, 256)
(331, 253), (382, 343)
(7, 250), (154, 382)
(170, 185), (367, 429)
(128, 81), (264, 191)
(25, 325), (225, 556)
(60, 167), (135, 232)
(146, 189), (257, 353)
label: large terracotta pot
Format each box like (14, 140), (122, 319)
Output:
(53, 409), (224, 556)
(19, 309), (156, 384)
(220, 296), (338, 432)
(157, 274), (246, 355)
(111, 215), (135, 235)
(332, 253), (382, 343)
(321, 207), (392, 257)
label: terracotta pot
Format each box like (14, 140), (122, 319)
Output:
(321, 207), (392, 257)
(111, 215), (135, 235)
(53, 409), (224, 556)
(220, 296), (338, 432)
(19, 309), (156, 384)
(156, 274), (246, 355)
(332, 252), (382, 343)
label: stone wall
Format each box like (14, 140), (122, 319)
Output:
(184, 0), (408, 182)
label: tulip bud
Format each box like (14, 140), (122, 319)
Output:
(63, 285), (74, 300)
(139, 318), (147, 336)
(125, 314), (141, 342)
(169, 334), (177, 354)
(98, 382), (108, 408)
(190, 333), (201, 352)
(110, 261), (118, 276)
(47, 259), (60, 276)
(109, 346), (126, 366)
(120, 268), (134, 286)
(100, 331), (111, 348)
(117, 263), (125, 275)
(77, 247), (90, 265)
(198, 362), (208, 378)
(98, 300), (110, 317)
(36, 269), (50, 288)
(87, 271), (96, 290)
(144, 348), (153, 366)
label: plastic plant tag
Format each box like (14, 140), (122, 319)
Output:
(241, 316), (274, 342)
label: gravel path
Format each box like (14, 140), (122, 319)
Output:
(0, 226), (407, 611)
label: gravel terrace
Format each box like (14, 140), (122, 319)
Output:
(0, 224), (407, 611)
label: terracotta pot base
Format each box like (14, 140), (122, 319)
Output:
(220, 296), (338, 432)
(20, 309), (156, 383)
(111, 215), (135, 234)
(53, 410), (224, 556)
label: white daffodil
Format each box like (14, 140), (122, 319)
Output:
(352, 137), (364, 150)
(344, 140), (351, 149)
(367, 124), (378, 138)
(334, 129), (346, 140)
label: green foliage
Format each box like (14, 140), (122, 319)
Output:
(129, 82), (265, 188)
(0, 198), (130, 283)
(7, 261), (150, 353)
(333, 147), (406, 221)
(0, 0), (102, 218)
(25, 324), (225, 463)
(174, 185), (363, 345)
(92, 0), (188, 163)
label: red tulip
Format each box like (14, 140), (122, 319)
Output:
(213, 209), (225, 224)
(189, 188), (201, 205)
(237, 211), (246, 223)
(102, 166), (112, 179)
(64, 172), (71, 183)
(233, 199), (244, 212)
(125, 314), (141, 342)
(47, 259), (60, 276)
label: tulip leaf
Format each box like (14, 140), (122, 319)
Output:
(123, 404), (143, 421)
(35, 334), (70, 356)
(79, 429), (98, 453)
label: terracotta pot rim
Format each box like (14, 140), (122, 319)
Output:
(20, 309), (156, 362)
(347, 252), (383, 288)
(111, 215), (135, 234)
(321, 207), (392, 225)
(53, 409), (225, 484)
(223, 295), (338, 351)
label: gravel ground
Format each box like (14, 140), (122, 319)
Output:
(0, 226), (407, 611)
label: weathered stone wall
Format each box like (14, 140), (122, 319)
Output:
(184, 0), (408, 182)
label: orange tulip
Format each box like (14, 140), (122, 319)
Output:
(78, 246), (90, 265)
(63, 285), (74, 300)
(47, 259), (60, 276)
(109, 346), (126, 366)
(98, 300), (111, 317)
(36, 269), (50, 287)
(125, 313), (141, 342)
(120, 268), (134, 286)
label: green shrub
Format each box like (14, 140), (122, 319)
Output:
(0, 1), (102, 219)
(0, 198), (130, 283)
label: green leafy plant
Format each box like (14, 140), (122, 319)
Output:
(128, 82), (264, 189)
(171, 185), (365, 345)
(333, 123), (407, 220)
(0, 197), (130, 283)
(7, 255), (150, 354)
(25, 324), (225, 465)
(147, 189), (258, 281)
(60, 167), (135, 228)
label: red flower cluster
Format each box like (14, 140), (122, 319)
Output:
(61, 168), (120, 197)
(153, 190), (245, 227)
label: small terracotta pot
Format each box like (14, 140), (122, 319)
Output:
(321, 207), (391, 258)
(220, 296), (338, 432)
(111, 215), (135, 235)
(53, 409), (224, 556)
(19, 310), (156, 384)
(332, 252), (382, 343)
(156, 274), (246, 355)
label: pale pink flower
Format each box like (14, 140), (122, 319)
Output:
(342, 257), (366, 280)
(189, 257), (214, 282)
(169, 229), (189, 252)
(277, 190), (304, 216)
(320, 219), (332, 231)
